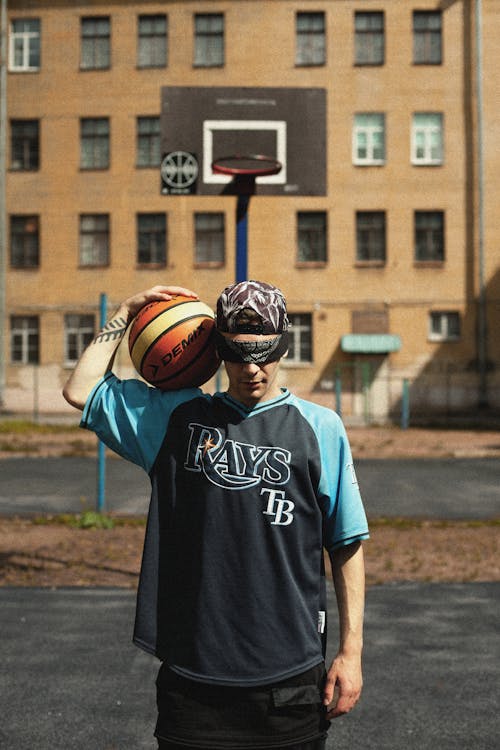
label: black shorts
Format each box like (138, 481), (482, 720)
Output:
(155, 662), (330, 749)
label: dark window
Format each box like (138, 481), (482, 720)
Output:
(195, 213), (225, 264)
(296, 12), (325, 66)
(413, 11), (442, 65)
(429, 312), (460, 341)
(79, 214), (109, 266)
(11, 120), (39, 170)
(137, 213), (167, 265)
(355, 12), (384, 65)
(10, 215), (39, 267)
(194, 14), (224, 67)
(137, 117), (161, 167)
(287, 313), (312, 364)
(138, 14), (167, 68)
(356, 211), (386, 262)
(415, 211), (445, 262)
(11, 316), (39, 364)
(65, 314), (95, 363)
(80, 118), (109, 169)
(297, 212), (327, 263)
(81, 17), (110, 70)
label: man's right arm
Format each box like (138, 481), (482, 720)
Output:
(62, 285), (198, 411)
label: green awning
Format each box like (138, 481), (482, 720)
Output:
(341, 334), (401, 354)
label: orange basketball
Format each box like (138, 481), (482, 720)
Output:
(128, 297), (220, 390)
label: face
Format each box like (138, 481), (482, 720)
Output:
(224, 357), (282, 407)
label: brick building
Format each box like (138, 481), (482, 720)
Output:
(1, 0), (499, 421)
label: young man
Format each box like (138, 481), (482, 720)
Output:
(63, 280), (369, 750)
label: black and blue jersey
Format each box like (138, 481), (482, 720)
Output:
(82, 374), (369, 687)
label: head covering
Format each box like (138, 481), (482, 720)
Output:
(216, 280), (289, 335)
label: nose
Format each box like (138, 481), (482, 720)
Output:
(241, 361), (260, 375)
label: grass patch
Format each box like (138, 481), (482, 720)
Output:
(0, 420), (79, 435)
(31, 513), (147, 529)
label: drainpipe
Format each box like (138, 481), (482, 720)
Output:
(0, 0), (7, 409)
(475, 0), (488, 407)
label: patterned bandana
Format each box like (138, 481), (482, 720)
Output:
(214, 330), (290, 364)
(216, 280), (289, 335)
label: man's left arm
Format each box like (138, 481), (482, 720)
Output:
(324, 541), (366, 719)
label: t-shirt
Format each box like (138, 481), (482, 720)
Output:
(82, 374), (369, 687)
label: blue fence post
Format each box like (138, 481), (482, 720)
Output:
(401, 378), (410, 430)
(97, 292), (107, 513)
(335, 370), (342, 418)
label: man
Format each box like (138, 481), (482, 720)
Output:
(63, 280), (369, 750)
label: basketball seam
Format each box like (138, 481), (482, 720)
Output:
(137, 313), (215, 378)
(152, 329), (218, 386)
(128, 297), (195, 350)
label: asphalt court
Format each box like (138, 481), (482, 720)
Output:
(1, 583), (499, 750)
(1, 456), (499, 519)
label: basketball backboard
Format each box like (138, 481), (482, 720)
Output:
(160, 87), (326, 196)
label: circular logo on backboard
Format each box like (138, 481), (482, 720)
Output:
(161, 152), (199, 194)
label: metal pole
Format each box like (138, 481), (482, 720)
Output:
(475, 0), (488, 407)
(97, 292), (107, 513)
(235, 194), (250, 282)
(401, 378), (410, 430)
(0, 0), (8, 408)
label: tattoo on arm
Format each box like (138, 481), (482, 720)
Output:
(93, 317), (128, 345)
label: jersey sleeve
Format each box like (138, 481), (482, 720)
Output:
(317, 413), (369, 551)
(80, 373), (201, 472)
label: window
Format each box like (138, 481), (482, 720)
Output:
(11, 120), (39, 170)
(297, 212), (327, 263)
(413, 11), (442, 65)
(355, 12), (384, 65)
(194, 14), (224, 67)
(296, 12), (325, 66)
(287, 314), (312, 364)
(353, 114), (385, 165)
(356, 212), (386, 263)
(65, 314), (95, 364)
(80, 118), (109, 169)
(138, 14), (167, 67)
(137, 214), (167, 265)
(9, 19), (40, 71)
(79, 214), (109, 267)
(10, 215), (39, 268)
(11, 316), (39, 364)
(137, 117), (161, 167)
(415, 211), (444, 262)
(412, 113), (443, 165)
(429, 312), (460, 342)
(81, 17), (110, 70)
(195, 213), (225, 265)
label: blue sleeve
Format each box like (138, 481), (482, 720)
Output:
(292, 398), (369, 551)
(80, 373), (202, 472)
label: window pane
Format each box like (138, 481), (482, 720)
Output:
(195, 213), (225, 263)
(415, 211), (444, 261)
(297, 212), (327, 262)
(355, 12), (384, 65)
(356, 212), (386, 262)
(138, 14), (167, 67)
(137, 117), (161, 166)
(296, 12), (325, 66)
(81, 17), (110, 69)
(194, 14), (224, 66)
(287, 313), (312, 363)
(137, 213), (167, 264)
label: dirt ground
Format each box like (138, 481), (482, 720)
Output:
(0, 423), (499, 588)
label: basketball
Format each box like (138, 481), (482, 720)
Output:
(128, 297), (220, 390)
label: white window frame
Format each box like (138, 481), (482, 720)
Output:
(11, 315), (39, 364)
(412, 113), (443, 165)
(428, 311), (460, 342)
(285, 313), (312, 365)
(353, 113), (385, 165)
(9, 18), (40, 72)
(64, 314), (95, 366)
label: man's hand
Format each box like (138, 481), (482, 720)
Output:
(122, 285), (198, 322)
(323, 651), (363, 719)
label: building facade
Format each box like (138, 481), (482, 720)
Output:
(1, 0), (499, 421)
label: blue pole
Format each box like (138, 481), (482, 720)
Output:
(97, 292), (107, 512)
(401, 378), (410, 430)
(335, 373), (342, 418)
(236, 195), (250, 282)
